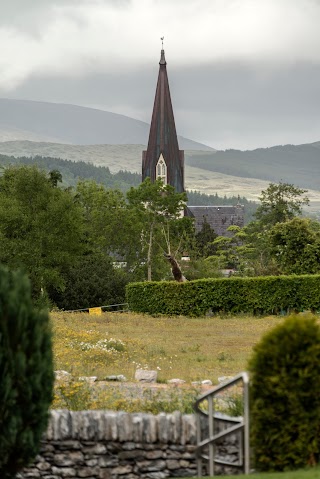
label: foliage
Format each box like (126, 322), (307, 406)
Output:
(126, 275), (320, 317)
(182, 256), (223, 280)
(269, 217), (320, 275)
(194, 217), (218, 257)
(127, 178), (189, 281)
(248, 314), (320, 471)
(254, 181), (309, 227)
(207, 182), (313, 276)
(49, 254), (128, 310)
(0, 153), (142, 192)
(0, 266), (54, 478)
(0, 165), (84, 300)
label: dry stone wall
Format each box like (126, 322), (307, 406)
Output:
(19, 410), (241, 479)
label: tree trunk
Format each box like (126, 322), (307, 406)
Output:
(164, 254), (187, 282)
(147, 224), (154, 281)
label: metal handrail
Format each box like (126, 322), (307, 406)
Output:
(193, 372), (250, 477)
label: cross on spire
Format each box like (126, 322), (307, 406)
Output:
(160, 36), (164, 49)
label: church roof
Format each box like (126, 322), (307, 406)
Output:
(142, 49), (184, 193)
(187, 205), (244, 237)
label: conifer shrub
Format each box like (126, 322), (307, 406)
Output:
(248, 314), (320, 471)
(0, 266), (54, 478)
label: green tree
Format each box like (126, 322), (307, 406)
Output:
(210, 182), (311, 277)
(49, 253), (128, 310)
(254, 181), (309, 227)
(194, 217), (218, 257)
(0, 166), (84, 300)
(127, 178), (188, 281)
(0, 266), (53, 478)
(269, 217), (320, 274)
(75, 180), (144, 278)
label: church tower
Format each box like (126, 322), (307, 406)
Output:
(142, 48), (185, 193)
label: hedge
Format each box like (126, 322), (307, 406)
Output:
(126, 275), (320, 316)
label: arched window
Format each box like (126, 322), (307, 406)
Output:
(156, 154), (167, 184)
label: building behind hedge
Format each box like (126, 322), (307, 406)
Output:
(142, 47), (244, 236)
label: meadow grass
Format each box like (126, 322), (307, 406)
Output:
(52, 311), (286, 383)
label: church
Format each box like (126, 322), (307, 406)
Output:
(142, 47), (244, 237)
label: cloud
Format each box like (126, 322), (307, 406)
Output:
(1, 0), (320, 91)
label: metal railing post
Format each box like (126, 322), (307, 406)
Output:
(193, 372), (250, 477)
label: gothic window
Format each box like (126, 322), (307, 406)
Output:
(156, 154), (167, 184)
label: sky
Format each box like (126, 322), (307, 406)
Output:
(1, 0), (320, 150)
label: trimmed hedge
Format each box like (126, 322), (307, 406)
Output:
(126, 275), (320, 316)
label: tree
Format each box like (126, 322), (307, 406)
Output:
(269, 217), (320, 275)
(49, 254), (128, 310)
(0, 166), (84, 301)
(75, 180), (145, 280)
(0, 266), (53, 478)
(194, 217), (218, 257)
(127, 178), (188, 281)
(254, 181), (309, 227)
(209, 182), (311, 277)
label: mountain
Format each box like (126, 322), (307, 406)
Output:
(0, 98), (213, 151)
(0, 98), (319, 215)
(185, 143), (320, 191)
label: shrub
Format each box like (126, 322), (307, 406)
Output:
(0, 266), (54, 478)
(126, 275), (320, 316)
(248, 314), (320, 471)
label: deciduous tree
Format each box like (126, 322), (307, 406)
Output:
(0, 166), (84, 300)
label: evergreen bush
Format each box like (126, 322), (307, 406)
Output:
(248, 314), (320, 471)
(0, 266), (54, 478)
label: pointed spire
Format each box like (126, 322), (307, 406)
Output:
(142, 47), (185, 193)
(159, 37), (166, 65)
(160, 49), (166, 65)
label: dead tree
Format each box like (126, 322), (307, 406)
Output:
(164, 253), (187, 282)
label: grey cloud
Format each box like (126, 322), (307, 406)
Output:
(6, 60), (320, 150)
(1, 0), (320, 149)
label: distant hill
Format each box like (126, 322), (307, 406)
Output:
(0, 98), (319, 215)
(0, 98), (213, 151)
(185, 143), (320, 191)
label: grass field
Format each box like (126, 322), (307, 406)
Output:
(180, 467), (320, 479)
(52, 311), (286, 383)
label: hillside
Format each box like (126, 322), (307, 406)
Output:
(0, 98), (213, 151)
(0, 141), (319, 215)
(0, 98), (319, 214)
(186, 143), (320, 191)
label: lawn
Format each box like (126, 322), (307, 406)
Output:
(182, 468), (320, 479)
(52, 311), (285, 383)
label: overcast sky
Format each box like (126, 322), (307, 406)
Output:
(1, 0), (320, 150)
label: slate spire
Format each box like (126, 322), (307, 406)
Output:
(142, 49), (185, 193)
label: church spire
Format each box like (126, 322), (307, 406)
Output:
(142, 46), (185, 193)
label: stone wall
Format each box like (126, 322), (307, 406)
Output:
(19, 410), (241, 479)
